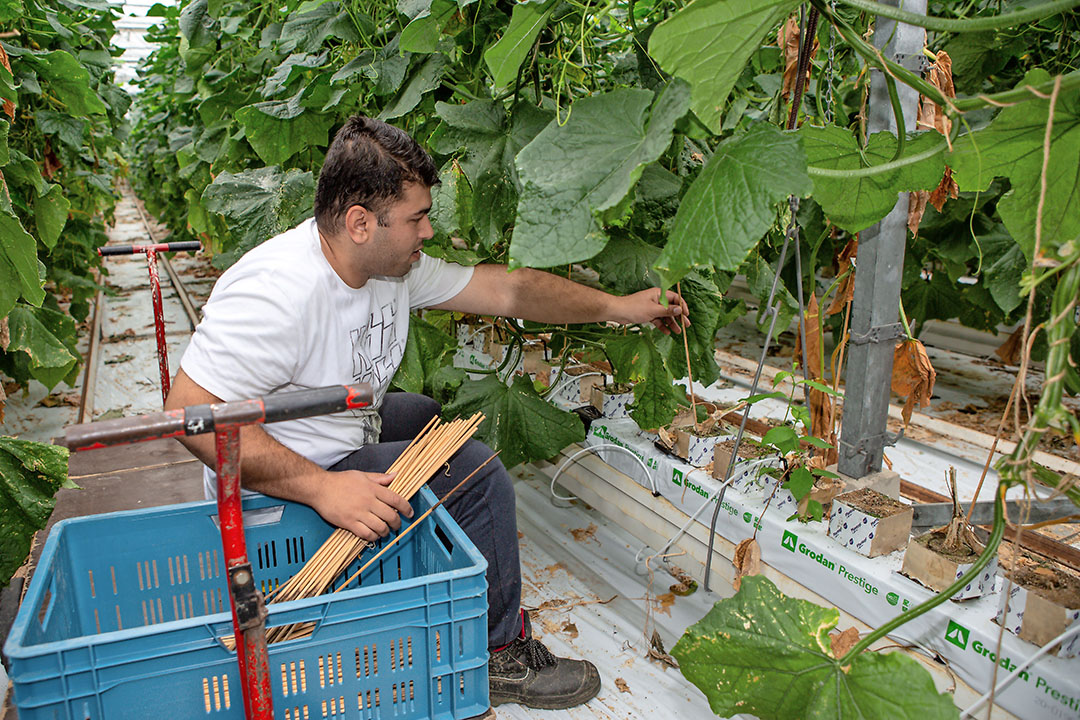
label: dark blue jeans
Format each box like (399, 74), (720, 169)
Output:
(328, 392), (522, 648)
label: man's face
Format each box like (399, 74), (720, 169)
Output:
(367, 182), (434, 277)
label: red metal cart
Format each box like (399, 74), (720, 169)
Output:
(97, 241), (202, 404)
(65, 382), (374, 719)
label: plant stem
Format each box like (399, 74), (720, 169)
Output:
(807, 137), (947, 178)
(840, 486), (1006, 662)
(884, 71), (906, 160)
(897, 298), (913, 339)
(836, 0), (1080, 33)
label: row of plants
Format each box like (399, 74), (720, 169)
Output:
(0, 0), (129, 586)
(126, 0), (1080, 716)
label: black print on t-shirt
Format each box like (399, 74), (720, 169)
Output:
(350, 301), (405, 392)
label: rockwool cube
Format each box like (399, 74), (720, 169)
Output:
(828, 489), (913, 558)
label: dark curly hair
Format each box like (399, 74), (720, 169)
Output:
(313, 116), (439, 233)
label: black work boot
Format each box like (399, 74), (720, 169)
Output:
(488, 612), (601, 709)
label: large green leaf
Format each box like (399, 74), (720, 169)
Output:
(672, 575), (959, 720)
(235, 89), (334, 165)
(434, 99), (552, 247)
(0, 210), (45, 309)
(4, 304), (79, 389)
(178, 0), (216, 71)
(606, 332), (683, 429)
(279, 2), (360, 54)
(648, 0), (798, 133)
(980, 230), (1026, 315)
(510, 81), (690, 269)
(202, 167), (316, 266)
(667, 272), (723, 388)
(378, 53), (448, 120)
(400, 0), (458, 53)
(654, 124), (811, 287)
(444, 373), (585, 468)
(34, 110), (87, 149)
(0, 436), (69, 587)
(260, 52), (328, 97)
(483, 0), (556, 89)
(591, 233), (661, 295)
(391, 314), (456, 394)
(802, 126), (946, 233)
(949, 69), (1080, 261)
(29, 50), (107, 115)
(33, 184), (70, 250)
(430, 160), (473, 239)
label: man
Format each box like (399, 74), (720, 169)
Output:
(166, 115), (689, 714)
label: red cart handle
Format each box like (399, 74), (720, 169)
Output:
(66, 383), (374, 451)
(98, 241), (203, 256)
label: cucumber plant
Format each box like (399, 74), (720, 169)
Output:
(128, 0), (1080, 713)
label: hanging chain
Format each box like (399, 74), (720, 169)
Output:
(823, 0), (838, 124)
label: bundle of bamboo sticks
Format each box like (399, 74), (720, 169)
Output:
(224, 413), (485, 648)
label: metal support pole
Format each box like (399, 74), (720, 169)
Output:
(145, 249), (171, 405)
(215, 425), (273, 720)
(837, 0), (927, 478)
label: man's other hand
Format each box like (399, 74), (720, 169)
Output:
(312, 470), (415, 541)
(615, 288), (691, 335)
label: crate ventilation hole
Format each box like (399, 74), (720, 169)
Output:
(201, 674), (231, 713)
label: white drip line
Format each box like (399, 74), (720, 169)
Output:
(633, 456), (774, 567)
(550, 443), (656, 502)
(960, 623), (1080, 718)
(547, 371), (604, 400)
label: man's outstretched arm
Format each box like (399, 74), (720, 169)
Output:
(165, 368), (413, 541)
(429, 265), (691, 333)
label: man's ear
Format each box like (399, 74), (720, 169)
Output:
(343, 204), (376, 245)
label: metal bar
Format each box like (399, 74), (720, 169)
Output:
(912, 498), (1080, 529)
(65, 383), (374, 450)
(97, 241), (202, 255)
(837, 0), (927, 479)
(145, 249), (172, 405)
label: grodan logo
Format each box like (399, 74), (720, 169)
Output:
(945, 620), (970, 650)
(781, 530), (798, 552)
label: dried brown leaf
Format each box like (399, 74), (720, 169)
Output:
(908, 190), (929, 238)
(917, 51), (955, 138)
(0, 315), (9, 351)
(657, 426), (677, 451)
(916, 51), (958, 216)
(830, 627), (861, 659)
(892, 339), (937, 425)
(995, 326), (1025, 365)
(778, 15), (818, 100)
(928, 166), (959, 212)
(733, 538), (761, 591)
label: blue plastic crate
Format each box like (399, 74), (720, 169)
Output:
(4, 488), (489, 720)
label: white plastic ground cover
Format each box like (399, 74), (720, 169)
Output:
(578, 418), (1080, 720)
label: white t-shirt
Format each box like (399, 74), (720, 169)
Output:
(181, 218), (473, 497)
